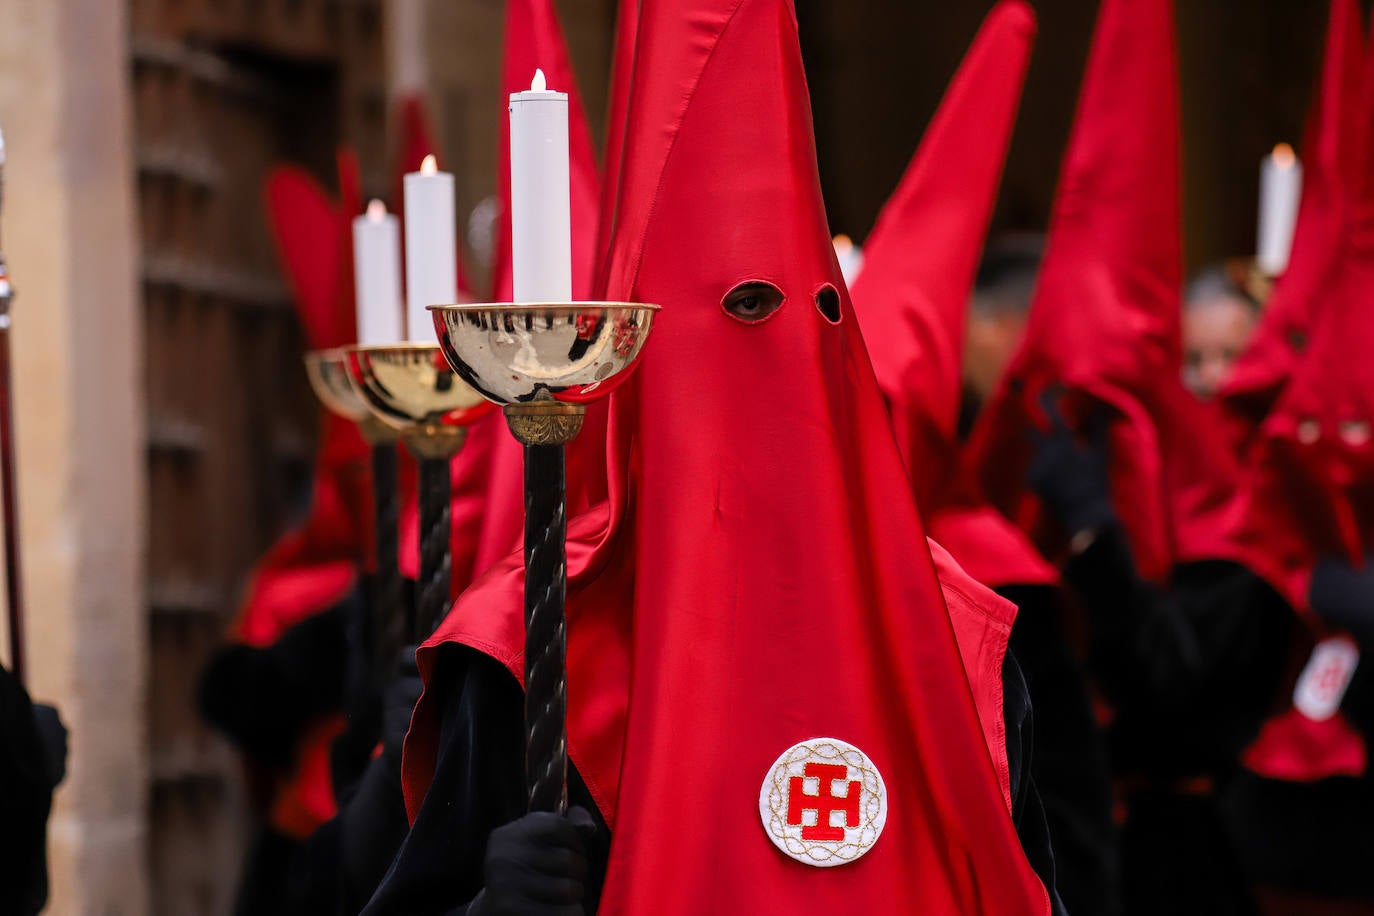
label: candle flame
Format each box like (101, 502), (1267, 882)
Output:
(531, 68), (547, 92)
(1272, 143), (1297, 169)
(366, 199), (387, 221)
(832, 234), (854, 255)
(420, 154), (438, 176)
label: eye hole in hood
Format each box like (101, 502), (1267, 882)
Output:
(814, 283), (842, 324)
(722, 281), (785, 324)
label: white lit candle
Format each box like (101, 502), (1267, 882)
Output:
(1257, 143), (1302, 277)
(509, 68), (572, 301)
(352, 200), (405, 345)
(403, 154), (458, 341)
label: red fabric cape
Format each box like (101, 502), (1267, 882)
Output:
(404, 0), (1050, 910)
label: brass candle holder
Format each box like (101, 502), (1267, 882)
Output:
(344, 344), (493, 640)
(430, 301), (658, 814)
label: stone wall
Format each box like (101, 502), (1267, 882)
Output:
(0, 1), (146, 912)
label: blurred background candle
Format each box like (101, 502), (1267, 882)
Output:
(1257, 142), (1302, 277)
(509, 68), (572, 301)
(403, 153), (457, 341)
(353, 199), (404, 345)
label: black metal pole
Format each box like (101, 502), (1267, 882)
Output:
(416, 456), (452, 641)
(523, 443), (568, 814)
(370, 442), (403, 677)
(0, 315), (22, 687)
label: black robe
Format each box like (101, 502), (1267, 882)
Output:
(361, 645), (1067, 915)
(1219, 630), (1374, 902)
(1064, 524), (1295, 916)
(1001, 583), (1120, 916)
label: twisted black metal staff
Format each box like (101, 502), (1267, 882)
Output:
(416, 454), (452, 641)
(369, 440), (404, 677)
(522, 442), (568, 813)
(502, 402), (585, 815)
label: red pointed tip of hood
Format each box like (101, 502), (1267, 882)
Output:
(852, 0), (1035, 481)
(1001, 0), (1182, 393)
(1028, 0), (1182, 382)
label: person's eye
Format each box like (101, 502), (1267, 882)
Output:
(722, 282), (784, 324)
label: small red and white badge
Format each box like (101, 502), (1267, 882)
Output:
(1293, 636), (1361, 722)
(758, 737), (887, 868)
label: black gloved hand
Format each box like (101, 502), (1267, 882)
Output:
(474, 808), (596, 916)
(380, 647), (423, 767)
(1027, 390), (1115, 538)
(30, 705), (67, 789)
(1309, 556), (1374, 648)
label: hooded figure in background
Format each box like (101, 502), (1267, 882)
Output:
(1220, 8), (1374, 903)
(967, 0), (1299, 911)
(850, 4), (1115, 912)
(365, 0), (1060, 912)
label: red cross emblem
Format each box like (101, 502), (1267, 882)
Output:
(786, 763), (861, 841)
(759, 737), (888, 867)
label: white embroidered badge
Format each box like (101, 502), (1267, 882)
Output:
(758, 737), (887, 868)
(1293, 636), (1361, 721)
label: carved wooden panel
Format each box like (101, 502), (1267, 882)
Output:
(129, 1), (383, 912)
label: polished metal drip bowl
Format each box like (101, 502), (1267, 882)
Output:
(304, 348), (370, 422)
(428, 302), (660, 406)
(344, 343), (494, 433)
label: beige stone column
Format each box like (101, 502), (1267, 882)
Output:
(0, 1), (147, 913)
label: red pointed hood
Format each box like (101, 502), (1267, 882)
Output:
(1261, 35), (1374, 563)
(852, 1), (1034, 498)
(411, 0), (1049, 910)
(398, 0), (607, 595)
(237, 152), (370, 645)
(1221, 0), (1366, 441)
(969, 0), (1185, 581)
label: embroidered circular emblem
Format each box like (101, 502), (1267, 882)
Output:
(759, 737), (887, 867)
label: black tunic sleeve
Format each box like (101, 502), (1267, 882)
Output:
(1064, 523), (1294, 777)
(361, 646), (609, 916)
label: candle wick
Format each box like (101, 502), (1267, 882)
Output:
(531, 68), (547, 92)
(366, 199), (388, 222)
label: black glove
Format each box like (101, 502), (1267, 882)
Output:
(474, 808), (597, 916)
(1027, 391), (1115, 538)
(1309, 556), (1374, 648)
